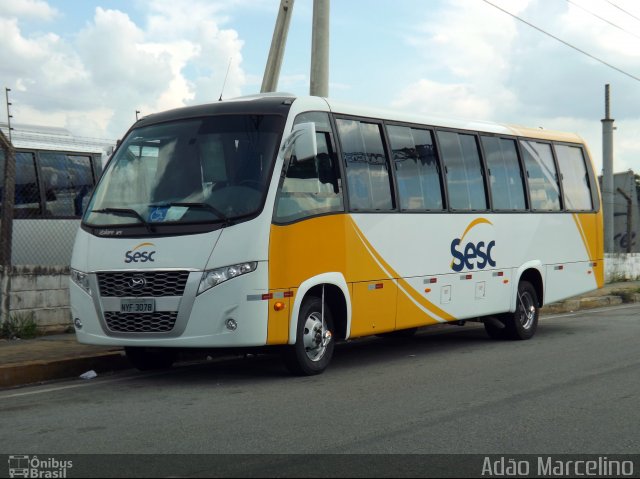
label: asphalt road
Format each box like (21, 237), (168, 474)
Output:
(1, 304), (639, 475)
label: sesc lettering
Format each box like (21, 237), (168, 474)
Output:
(451, 238), (496, 272)
(124, 250), (156, 264)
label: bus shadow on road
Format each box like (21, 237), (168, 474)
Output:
(131, 323), (503, 383)
(129, 319), (593, 383)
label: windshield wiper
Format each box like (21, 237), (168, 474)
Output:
(151, 202), (230, 224)
(90, 208), (153, 233)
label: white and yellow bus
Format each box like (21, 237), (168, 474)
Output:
(70, 94), (603, 375)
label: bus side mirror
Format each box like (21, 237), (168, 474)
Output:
(284, 122), (317, 162)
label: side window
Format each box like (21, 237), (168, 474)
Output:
(93, 155), (104, 179)
(336, 119), (394, 211)
(555, 144), (593, 211)
(274, 112), (344, 223)
(14, 152), (43, 218)
(481, 136), (527, 211)
(437, 131), (487, 210)
(387, 125), (444, 211)
(520, 140), (561, 211)
(39, 152), (95, 217)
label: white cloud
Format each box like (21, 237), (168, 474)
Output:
(1, 1), (247, 139)
(0, 0), (58, 20)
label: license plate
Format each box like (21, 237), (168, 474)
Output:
(120, 298), (155, 313)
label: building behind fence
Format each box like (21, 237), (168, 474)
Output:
(0, 123), (114, 332)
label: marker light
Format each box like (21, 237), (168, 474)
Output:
(198, 262), (258, 295)
(274, 302), (286, 311)
(71, 269), (92, 295)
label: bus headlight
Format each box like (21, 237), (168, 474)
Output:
(198, 262), (258, 295)
(71, 269), (92, 295)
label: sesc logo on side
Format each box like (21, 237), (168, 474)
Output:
(450, 218), (496, 272)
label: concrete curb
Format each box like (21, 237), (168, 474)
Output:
(541, 294), (638, 315)
(0, 351), (129, 389)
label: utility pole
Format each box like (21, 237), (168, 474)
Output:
(601, 84), (615, 253)
(261, 0), (295, 93)
(310, 0), (330, 97)
(5, 88), (14, 143)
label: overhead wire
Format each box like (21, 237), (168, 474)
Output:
(565, 0), (640, 41)
(481, 0), (640, 83)
(605, 0), (640, 24)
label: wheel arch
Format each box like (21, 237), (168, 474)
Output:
(288, 273), (351, 345)
(512, 261), (545, 311)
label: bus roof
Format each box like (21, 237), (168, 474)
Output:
(133, 93), (586, 145)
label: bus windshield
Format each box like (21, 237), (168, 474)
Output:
(84, 114), (284, 227)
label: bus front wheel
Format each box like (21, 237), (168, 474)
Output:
(283, 296), (335, 376)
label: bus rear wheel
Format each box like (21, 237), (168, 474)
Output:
(489, 280), (539, 341)
(283, 296), (335, 376)
(125, 347), (177, 371)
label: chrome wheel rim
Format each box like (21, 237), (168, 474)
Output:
(518, 291), (536, 330)
(303, 312), (332, 362)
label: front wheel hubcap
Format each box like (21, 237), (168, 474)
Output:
(303, 312), (331, 362)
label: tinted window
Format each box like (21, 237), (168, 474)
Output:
(437, 131), (487, 210)
(481, 136), (527, 211)
(555, 144), (593, 211)
(275, 112), (344, 222)
(39, 152), (95, 217)
(521, 140), (561, 211)
(336, 119), (393, 210)
(14, 152), (42, 218)
(388, 125), (444, 210)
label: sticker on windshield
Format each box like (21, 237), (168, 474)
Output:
(149, 207), (169, 222)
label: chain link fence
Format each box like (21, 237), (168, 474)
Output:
(0, 123), (114, 267)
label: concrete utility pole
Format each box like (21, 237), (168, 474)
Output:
(261, 0), (295, 93)
(5, 88), (13, 143)
(310, 0), (330, 97)
(602, 84), (615, 253)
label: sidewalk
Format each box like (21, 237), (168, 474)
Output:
(2, 281), (640, 389)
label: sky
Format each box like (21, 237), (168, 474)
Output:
(1, 0), (640, 174)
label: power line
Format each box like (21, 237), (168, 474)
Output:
(481, 0), (640, 83)
(565, 0), (640, 41)
(606, 0), (640, 24)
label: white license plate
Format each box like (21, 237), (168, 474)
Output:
(120, 298), (155, 313)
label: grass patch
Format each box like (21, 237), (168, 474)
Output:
(1, 311), (39, 339)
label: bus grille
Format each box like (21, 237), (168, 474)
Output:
(97, 271), (189, 297)
(104, 312), (178, 333)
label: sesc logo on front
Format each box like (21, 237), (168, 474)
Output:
(125, 242), (156, 263)
(450, 218), (496, 272)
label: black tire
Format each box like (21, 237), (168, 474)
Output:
(483, 317), (509, 340)
(125, 347), (177, 371)
(501, 280), (539, 340)
(283, 296), (335, 376)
